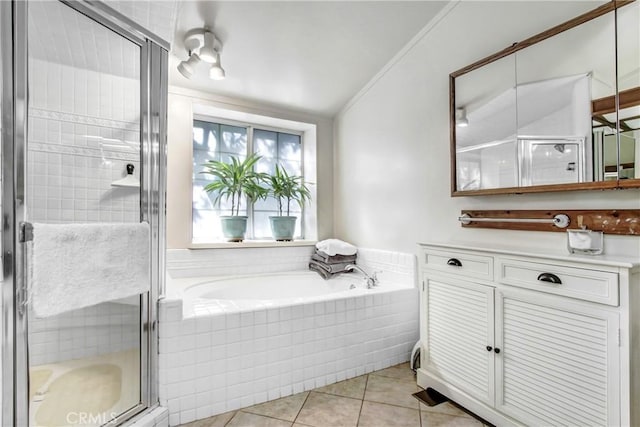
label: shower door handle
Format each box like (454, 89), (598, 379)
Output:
(17, 222), (34, 314)
(19, 221), (33, 242)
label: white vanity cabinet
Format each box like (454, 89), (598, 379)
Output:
(417, 243), (640, 427)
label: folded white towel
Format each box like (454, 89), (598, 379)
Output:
(31, 222), (150, 318)
(315, 239), (357, 256)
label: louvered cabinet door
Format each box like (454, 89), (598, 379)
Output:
(424, 276), (495, 405)
(495, 289), (620, 426)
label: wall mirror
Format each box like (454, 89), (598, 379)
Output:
(451, 0), (640, 196)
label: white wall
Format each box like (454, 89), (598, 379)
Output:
(167, 86), (334, 248)
(334, 1), (640, 257)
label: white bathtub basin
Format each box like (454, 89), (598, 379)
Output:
(175, 270), (406, 317)
(187, 272), (357, 300)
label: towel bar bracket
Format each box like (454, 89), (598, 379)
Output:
(19, 221), (33, 243)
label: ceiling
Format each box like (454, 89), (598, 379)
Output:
(169, 1), (448, 117)
(28, 0), (178, 79)
(26, 1), (448, 117)
(105, 0), (179, 47)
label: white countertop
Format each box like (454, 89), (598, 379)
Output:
(419, 241), (640, 270)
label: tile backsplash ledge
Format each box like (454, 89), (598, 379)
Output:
(166, 247), (416, 288)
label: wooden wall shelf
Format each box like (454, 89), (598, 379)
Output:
(460, 209), (640, 235)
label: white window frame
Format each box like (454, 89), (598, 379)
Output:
(192, 114), (308, 243)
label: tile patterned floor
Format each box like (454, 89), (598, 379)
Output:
(181, 363), (484, 427)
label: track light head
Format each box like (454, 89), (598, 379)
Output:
(209, 52), (226, 80)
(177, 53), (200, 79)
(455, 108), (469, 128)
(199, 31), (219, 64)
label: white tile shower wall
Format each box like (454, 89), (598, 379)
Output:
(166, 246), (316, 279)
(26, 58), (142, 365)
(158, 288), (419, 425)
(28, 301), (139, 366)
(28, 59), (140, 224)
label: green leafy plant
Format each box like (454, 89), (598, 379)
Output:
(267, 164), (312, 216)
(201, 153), (269, 216)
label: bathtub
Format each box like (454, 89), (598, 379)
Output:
(178, 271), (405, 317)
(159, 266), (419, 426)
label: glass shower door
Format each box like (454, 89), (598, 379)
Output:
(26, 2), (147, 425)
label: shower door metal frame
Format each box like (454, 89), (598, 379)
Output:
(0, 0), (16, 424)
(1, 1), (168, 426)
(2, 0), (29, 425)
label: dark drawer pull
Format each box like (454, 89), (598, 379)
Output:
(447, 258), (462, 267)
(537, 272), (562, 284)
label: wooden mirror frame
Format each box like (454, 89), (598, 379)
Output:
(450, 0), (639, 196)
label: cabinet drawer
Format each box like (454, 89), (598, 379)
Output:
(421, 248), (493, 281)
(496, 258), (619, 305)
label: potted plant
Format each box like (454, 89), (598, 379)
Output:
(201, 153), (268, 242)
(267, 164), (311, 241)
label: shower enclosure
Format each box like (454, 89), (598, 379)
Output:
(1, 1), (167, 426)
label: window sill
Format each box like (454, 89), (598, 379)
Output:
(188, 240), (317, 249)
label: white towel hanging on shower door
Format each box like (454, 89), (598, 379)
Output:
(30, 222), (150, 318)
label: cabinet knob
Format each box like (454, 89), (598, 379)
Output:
(537, 272), (562, 284)
(447, 258), (462, 267)
(486, 346), (493, 352)
(494, 348), (501, 354)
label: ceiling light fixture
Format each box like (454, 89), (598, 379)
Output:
(178, 28), (226, 80)
(455, 108), (469, 127)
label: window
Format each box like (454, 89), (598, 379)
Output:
(192, 118), (305, 242)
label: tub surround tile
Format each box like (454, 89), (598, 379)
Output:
(244, 392), (309, 422)
(358, 401), (421, 427)
(363, 375), (420, 409)
(313, 376), (367, 400)
(163, 248), (419, 426)
(166, 247), (314, 279)
(160, 289), (418, 424)
(294, 392), (362, 427)
(356, 248), (416, 288)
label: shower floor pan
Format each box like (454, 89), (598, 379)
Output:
(29, 349), (140, 427)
